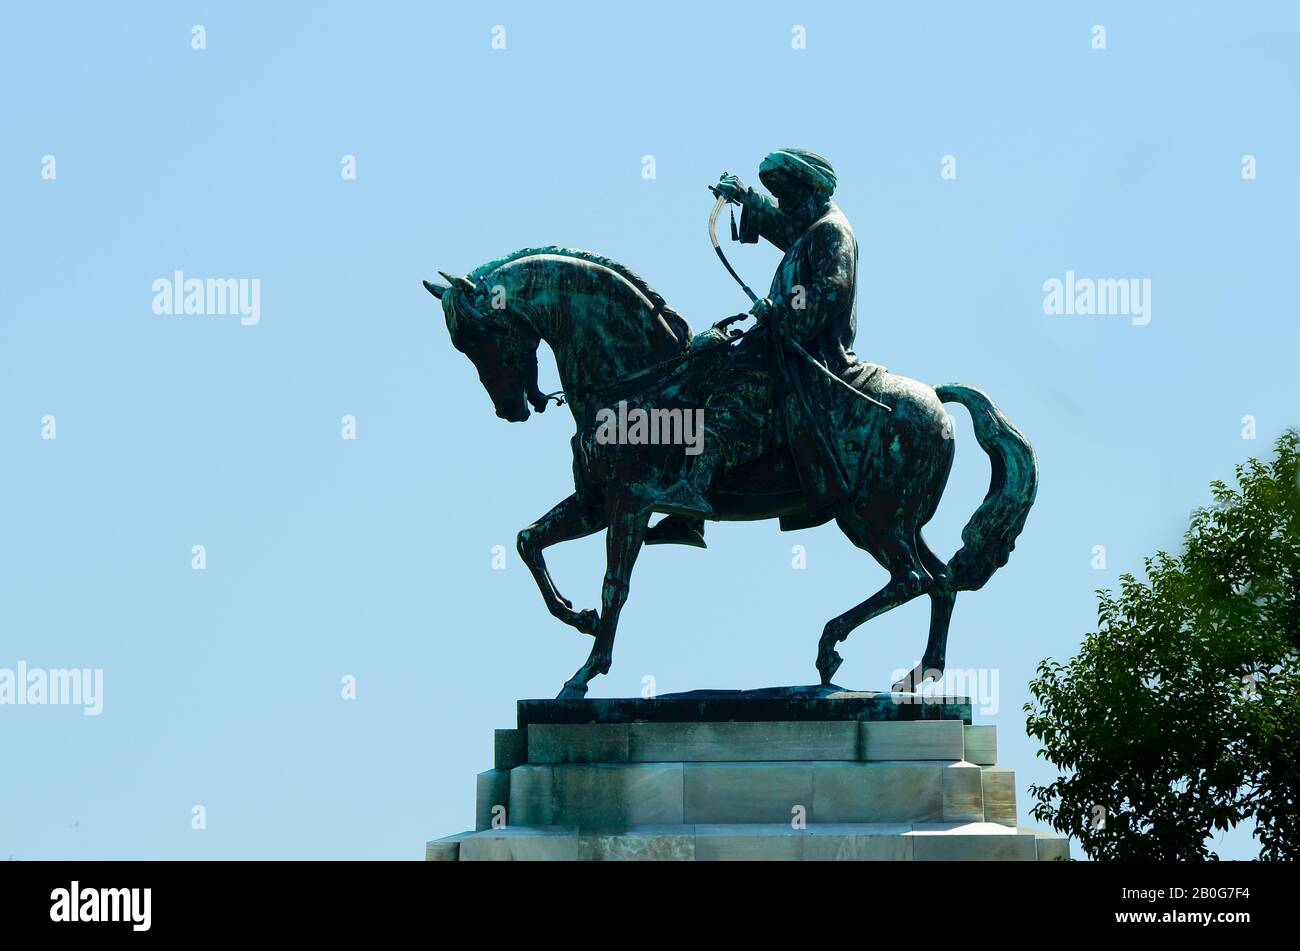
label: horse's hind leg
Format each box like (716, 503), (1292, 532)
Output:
(892, 533), (956, 692)
(816, 518), (931, 685)
(518, 494), (605, 636)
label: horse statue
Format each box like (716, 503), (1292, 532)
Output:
(424, 246), (1037, 700)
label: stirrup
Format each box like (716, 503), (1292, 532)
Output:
(655, 481), (714, 518)
(646, 516), (707, 549)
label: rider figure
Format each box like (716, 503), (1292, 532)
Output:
(651, 149), (862, 545)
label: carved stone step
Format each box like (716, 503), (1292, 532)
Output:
(428, 822), (1068, 862)
(516, 718), (978, 766)
(491, 759), (1013, 828)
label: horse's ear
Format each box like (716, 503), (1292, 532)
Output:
(439, 271), (478, 295)
(423, 279), (447, 299)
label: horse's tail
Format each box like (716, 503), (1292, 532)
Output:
(935, 383), (1038, 592)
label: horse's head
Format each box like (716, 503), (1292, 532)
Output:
(426, 248), (693, 424)
(424, 271), (548, 423)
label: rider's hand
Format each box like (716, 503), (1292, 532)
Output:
(749, 297), (774, 322)
(713, 173), (747, 205)
(712, 313), (750, 339)
(691, 327), (730, 349)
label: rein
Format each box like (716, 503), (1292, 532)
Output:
(542, 323), (747, 407)
(547, 326), (891, 414)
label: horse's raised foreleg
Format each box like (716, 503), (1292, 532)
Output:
(518, 494), (605, 636)
(557, 502), (649, 700)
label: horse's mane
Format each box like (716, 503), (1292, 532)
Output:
(470, 246), (691, 346)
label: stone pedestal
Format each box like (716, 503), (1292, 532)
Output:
(426, 687), (1069, 861)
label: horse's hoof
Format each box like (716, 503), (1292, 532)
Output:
(556, 682), (588, 700)
(574, 609), (598, 636)
(892, 663), (941, 693)
(817, 649), (843, 685)
(891, 666), (917, 693)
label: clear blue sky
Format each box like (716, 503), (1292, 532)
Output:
(2, 2), (1297, 860)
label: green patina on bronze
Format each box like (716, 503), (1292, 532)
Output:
(425, 150), (1038, 700)
(517, 687), (974, 727)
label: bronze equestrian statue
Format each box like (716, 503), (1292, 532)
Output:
(424, 149), (1038, 700)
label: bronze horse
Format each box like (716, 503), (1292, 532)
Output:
(425, 247), (1037, 699)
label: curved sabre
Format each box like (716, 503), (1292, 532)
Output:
(708, 193), (759, 304)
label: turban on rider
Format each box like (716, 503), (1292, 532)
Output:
(758, 149), (837, 196)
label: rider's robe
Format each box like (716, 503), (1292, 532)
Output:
(737, 192), (871, 523)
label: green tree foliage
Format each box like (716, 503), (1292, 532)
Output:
(1026, 430), (1299, 860)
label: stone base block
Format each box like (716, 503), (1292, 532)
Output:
(499, 759), (1002, 827)
(524, 717), (981, 766)
(429, 690), (1071, 861)
(429, 822), (1065, 862)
